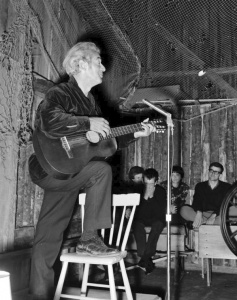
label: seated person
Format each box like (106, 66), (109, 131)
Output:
(112, 165), (144, 194)
(127, 166), (144, 193)
(180, 162), (231, 229)
(124, 166), (144, 219)
(160, 165), (190, 224)
(132, 168), (166, 275)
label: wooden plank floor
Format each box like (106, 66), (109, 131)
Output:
(12, 256), (237, 300)
(125, 266), (237, 300)
(88, 259), (237, 300)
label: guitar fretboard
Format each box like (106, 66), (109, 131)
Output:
(100, 123), (144, 140)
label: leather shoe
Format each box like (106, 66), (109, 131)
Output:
(145, 258), (155, 275)
(138, 257), (155, 275)
(76, 237), (120, 256)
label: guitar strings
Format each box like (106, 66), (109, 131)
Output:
(64, 120), (166, 145)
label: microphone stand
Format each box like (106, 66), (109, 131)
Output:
(142, 99), (174, 300)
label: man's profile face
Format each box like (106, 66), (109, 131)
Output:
(208, 166), (222, 182)
(132, 173), (143, 184)
(86, 50), (106, 86)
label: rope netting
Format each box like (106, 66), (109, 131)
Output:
(29, 0), (141, 109)
(22, 0), (237, 113)
(101, 0), (237, 106)
(0, 0), (33, 145)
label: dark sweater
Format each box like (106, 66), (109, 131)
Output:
(192, 180), (231, 214)
(134, 185), (167, 225)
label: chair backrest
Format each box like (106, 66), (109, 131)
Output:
(79, 193), (140, 251)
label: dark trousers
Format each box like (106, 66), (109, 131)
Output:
(29, 161), (112, 300)
(133, 220), (165, 260)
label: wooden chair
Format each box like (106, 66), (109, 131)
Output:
(198, 225), (237, 286)
(54, 193), (140, 300)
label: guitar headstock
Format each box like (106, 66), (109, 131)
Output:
(149, 119), (167, 133)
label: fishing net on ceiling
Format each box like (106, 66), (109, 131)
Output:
(99, 0), (237, 108)
(30, 0), (237, 111)
(29, 0), (140, 112)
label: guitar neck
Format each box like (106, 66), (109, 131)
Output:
(100, 123), (144, 140)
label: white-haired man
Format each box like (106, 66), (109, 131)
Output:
(28, 42), (155, 300)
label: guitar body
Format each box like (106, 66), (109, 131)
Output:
(33, 128), (117, 180)
(33, 119), (166, 180)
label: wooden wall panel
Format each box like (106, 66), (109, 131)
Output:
(172, 119), (181, 166)
(210, 105), (220, 163)
(135, 138), (142, 167)
(16, 145), (34, 228)
(181, 104), (237, 185)
(154, 132), (164, 179)
(189, 106), (202, 188)
(15, 144), (43, 249)
(226, 107), (235, 183)
(0, 1), (32, 252)
(219, 106), (228, 180)
(0, 136), (18, 253)
(160, 129), (168, 182)
(201, 105), (211, 182)
(141, 133), (150, 168)
(181, 107), (193, 186)
(0, 0), (9, 35)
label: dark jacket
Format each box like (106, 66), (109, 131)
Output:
(192, 180), (231, 215)
(134, 185), (167, 225)
(29, 76), (136, 181)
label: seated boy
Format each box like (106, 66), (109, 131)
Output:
(132, 168), (166, 274)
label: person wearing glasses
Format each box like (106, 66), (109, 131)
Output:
(180, 162), (231, 229)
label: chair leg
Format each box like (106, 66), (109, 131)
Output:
(81, 263), (90, 296)
(206, 258), (212, 286)
(108, 264), (117, 300)
(53, 261), (69, 300)
(201, 258), (205, 279)
(174, 250), (179, 285)
(119, 259), (133, 300)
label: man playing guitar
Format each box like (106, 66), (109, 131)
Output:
(28, 41), (156, 300)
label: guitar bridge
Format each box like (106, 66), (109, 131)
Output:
(61, 136), (74, 159)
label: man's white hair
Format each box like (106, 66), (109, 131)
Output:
(62, 42), (100, 75)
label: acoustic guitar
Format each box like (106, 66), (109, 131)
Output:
(33, 119), (166, 180)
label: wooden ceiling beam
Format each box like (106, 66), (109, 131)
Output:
(145, 65), (237, 78)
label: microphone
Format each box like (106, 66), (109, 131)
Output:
(142, 99), (174, 131)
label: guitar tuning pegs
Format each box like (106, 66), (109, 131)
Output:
(155, 129), (165, 133)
